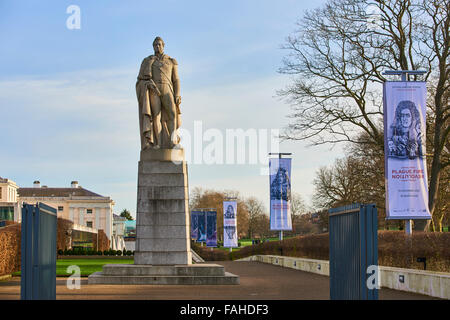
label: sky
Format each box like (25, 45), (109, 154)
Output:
(0, 0), (343, 218)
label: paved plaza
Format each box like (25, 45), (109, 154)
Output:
(0, 261), (436, 300)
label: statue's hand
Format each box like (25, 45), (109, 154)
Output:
(147, 81), (156, 91)
(175, 96), (181, 106)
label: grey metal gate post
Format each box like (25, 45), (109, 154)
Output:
(329, 203), (378, 300)
(20, 202), (57, 300)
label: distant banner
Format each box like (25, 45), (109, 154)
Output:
(206, 211), (217, 247)
(223, 201), (238, 248)
(191, 211), (206, 242)
(190, 211), (200, 240)
(383, 81), (431, 220)
(269, 158), (292, 230)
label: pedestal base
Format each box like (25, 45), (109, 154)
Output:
(87, 264), (240, 285)
(135, 149), (191, 265)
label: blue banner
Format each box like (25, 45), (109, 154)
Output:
(206, 211), (217, 247)
(269, 158), (293, 230)
(191, 211), (206, 242)
(190, 211), (200, 240)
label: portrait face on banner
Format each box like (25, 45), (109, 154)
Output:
(387, 100), (425, 160)
(383, 81), (431, 220)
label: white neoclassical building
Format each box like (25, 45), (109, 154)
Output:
(17, 180), (115, 241)
(0, 177), (20, 222)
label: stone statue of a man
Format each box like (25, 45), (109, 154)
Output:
(136, 37), (182, 150)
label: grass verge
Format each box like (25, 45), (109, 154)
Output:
(12, 258), (134, 277)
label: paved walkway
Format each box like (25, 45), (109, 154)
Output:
(0, 261), (437, 300)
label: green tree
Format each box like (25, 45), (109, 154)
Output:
(120, 209), (134, 221)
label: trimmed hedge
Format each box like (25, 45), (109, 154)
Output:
(192, 231), (450, 273)
(0, 223), (21, 276)
(58, 249), (134, 256)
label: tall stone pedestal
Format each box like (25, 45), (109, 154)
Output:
(134, 148), (192, 265)
(88, 148), (239, 285)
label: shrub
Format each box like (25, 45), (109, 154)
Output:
(57, 218), (73, 251)
(126, 250), (132, 256)
(230, 231), (450, 272)
(0, 223), (21, 276)
(96, 230), (110, 252)
(97, 250), (103, 256)
(116, 250), (122, 256)
(103, 250), (109, 256)
(58, 249), (64, 256)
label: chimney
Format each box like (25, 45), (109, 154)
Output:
(33, 180), (40, 188)
(71, 181), (79, 188)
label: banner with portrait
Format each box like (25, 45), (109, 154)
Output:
(383, 81), (431, 220)
(206, 211), (217, 247)
(223, 201), (238, 248)
(269, 158), (292, 230)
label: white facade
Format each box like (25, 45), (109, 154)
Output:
(0, 177), (20, 221)
(12, 179), (115, 242)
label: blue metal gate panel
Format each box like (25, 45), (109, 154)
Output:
(329, 203), (378, 300)
(21, 203), (57, 300)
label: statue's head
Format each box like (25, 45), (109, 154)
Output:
(153, 36), (165, 54)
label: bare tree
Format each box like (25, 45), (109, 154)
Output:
(245, 197), (267, 239)
(312, 156), (367, 209)
(279, 0), (449, 230)
(289, 192), (312, 234)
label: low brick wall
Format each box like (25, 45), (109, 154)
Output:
(238, 255), (450, 300)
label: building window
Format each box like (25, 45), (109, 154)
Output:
(0, 187), (2, 200)
(87, 209), (93, 214)
(58, 206), (64, 212)
(86, 221), (93, 228)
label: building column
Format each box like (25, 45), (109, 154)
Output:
(79, 207), (84, 225)
(14, 202), (20, 222)
(95, 207), (100, 230)
(69, 207), (74, 222)
(105, 206), (112, 243)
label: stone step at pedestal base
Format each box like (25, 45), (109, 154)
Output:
(87, 264), (240, 285)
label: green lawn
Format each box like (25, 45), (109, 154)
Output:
(13, 258), (134, 277)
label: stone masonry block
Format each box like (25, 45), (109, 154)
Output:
(137, 186), (188, 200)
(136, 225), (189, 239)
(137, 199), (187, 213)
(138, 173), (187, 187)
(137, 211), (188, 226)
(139, 161), (187, 174)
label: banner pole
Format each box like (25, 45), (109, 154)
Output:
(405, 220), (412, 235)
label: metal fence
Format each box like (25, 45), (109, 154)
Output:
(329, 203), (378, 300)
(20, 202), (57, 300)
